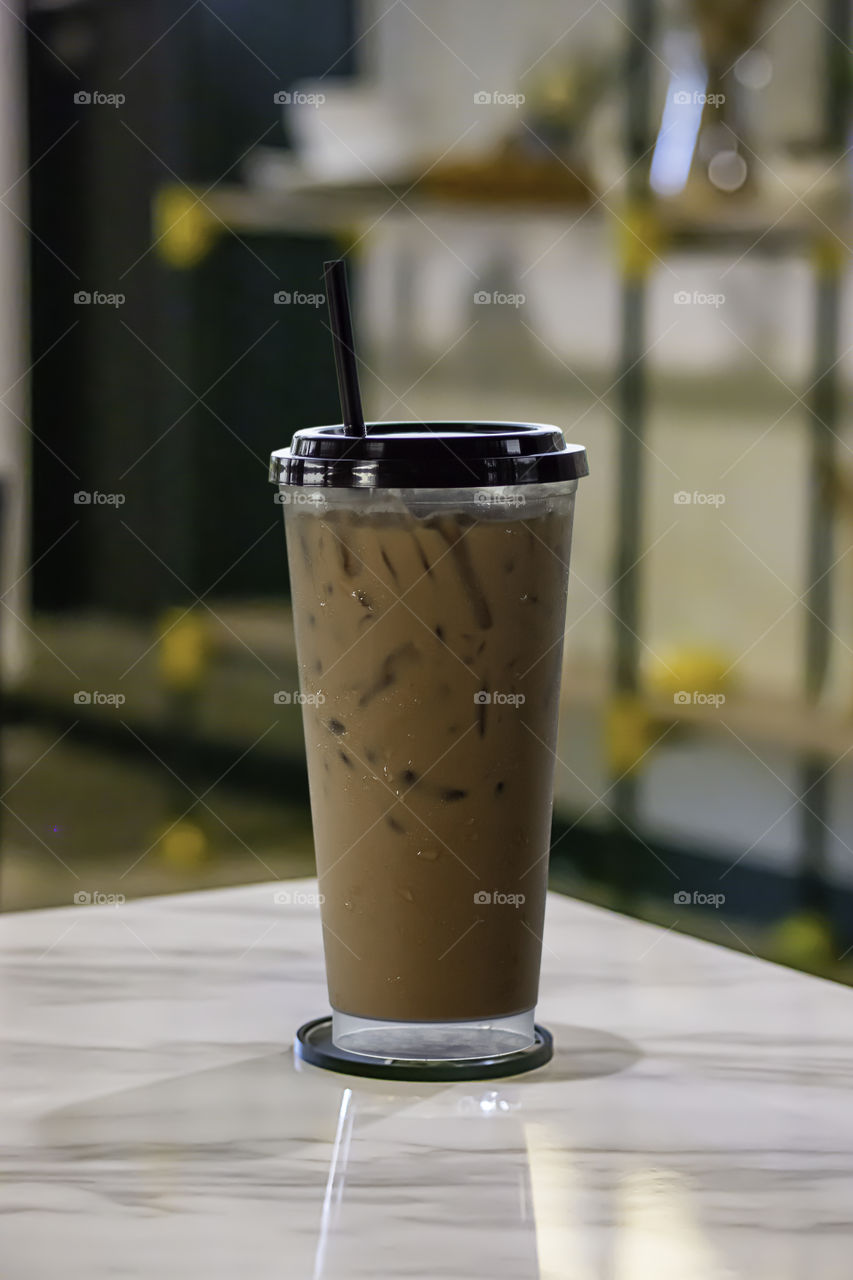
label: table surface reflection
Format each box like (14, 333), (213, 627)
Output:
(1, 880), (851, 1278)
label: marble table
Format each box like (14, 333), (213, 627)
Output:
(1, 880), (851, 1279)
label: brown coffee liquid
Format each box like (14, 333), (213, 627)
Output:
(286, 498), (573, 1022)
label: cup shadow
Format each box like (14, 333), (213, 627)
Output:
(536, 1023), (642, 1082)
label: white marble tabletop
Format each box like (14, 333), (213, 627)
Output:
(1, 879), (851, 1279)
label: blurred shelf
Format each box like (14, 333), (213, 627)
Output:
(7, 607), (304, 766)
(193, 170), (850, 252)
(11, 612), (853, 767)
(560, 662), (853, 763)
(199, 180), (593, 236)
(655, 188), (851, 251)
(647, 686), (853, 759)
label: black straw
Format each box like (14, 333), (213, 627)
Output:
(323, 259), (366, 438)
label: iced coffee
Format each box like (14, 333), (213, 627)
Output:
(273, 423), (586, 1060)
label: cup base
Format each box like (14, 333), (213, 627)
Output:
(295, 1016), (552, 1082)
(331, 1008), (536, 1061)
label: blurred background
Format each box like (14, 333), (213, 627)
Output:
(2, 0), (852, 982)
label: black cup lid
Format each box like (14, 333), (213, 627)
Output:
(269, 421), (588, 489)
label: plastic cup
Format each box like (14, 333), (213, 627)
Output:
(271, 422), (587, 1060)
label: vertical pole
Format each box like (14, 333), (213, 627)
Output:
(796, 0), (849, 930)
(798, 249), (842, 917)
(611, 0), (654, 833)
(0, 0), (30, 907)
